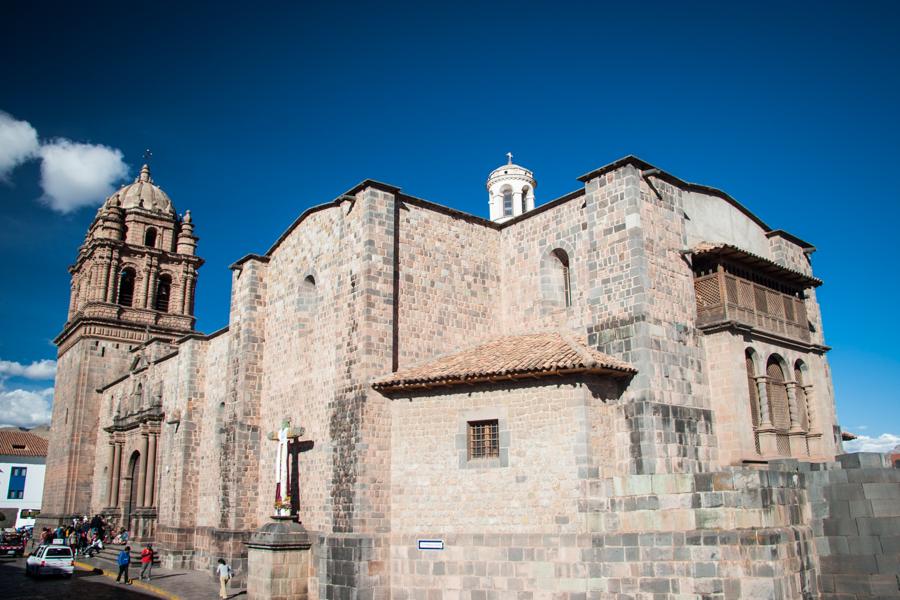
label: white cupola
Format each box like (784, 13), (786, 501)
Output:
(486, 153), (537, 223)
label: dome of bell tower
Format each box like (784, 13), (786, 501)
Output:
(486, 153), (536, 223)
(103, 164), (175, 214)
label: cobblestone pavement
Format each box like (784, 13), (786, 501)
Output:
(0, 556), (158, 599)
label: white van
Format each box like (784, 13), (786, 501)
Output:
(25, 544), (75, 577)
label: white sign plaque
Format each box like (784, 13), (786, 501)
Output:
(417, 539), (444, 550)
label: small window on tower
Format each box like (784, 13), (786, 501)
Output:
(144, 228), (158, 248)
(155, 274), (172, 312)
(117, 268), (136, 307)
(467, 419), (499, 460)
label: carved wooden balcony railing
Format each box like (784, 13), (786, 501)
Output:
(694, 270), (810, 343)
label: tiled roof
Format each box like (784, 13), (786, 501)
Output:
(692, 242), (822, 288)
(0, 430), (48, 457)
(374, 332), (636, 392)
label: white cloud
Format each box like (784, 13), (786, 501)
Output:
(843, 433), (900, 454)
(0, 387), (53, 429)
(0, 359), (57, 380)
(38, 139), (129, 213)
(0, 111), (39, 180)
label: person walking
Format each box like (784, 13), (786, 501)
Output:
(216, 558), (232, 599)
(116, 546), (131, 584)
(140, 544), (154, 581)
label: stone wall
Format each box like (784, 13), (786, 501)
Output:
(806, 454), (900, 599)
(40, 335), (133, 526)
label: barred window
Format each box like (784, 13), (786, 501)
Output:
(467, 420), (499, 460)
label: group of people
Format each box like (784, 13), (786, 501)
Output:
(28, 514), (234, 597)
(32, 515), (112, 557)
(114, 543), (155, 584)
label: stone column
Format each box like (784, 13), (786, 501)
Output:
(106, 250), (120, 303)
(144, 433), (157, 507)
(754, 376), (778, 456)
(147, 263), (159, 312)
(111, 442), (123, 507)
(512, 190), (524, 216)
(137, 434), (148, 507)
(106, 442), (117, 505)
(100, 250), (112, 303)
(786, 382), (803, 432)
(754, 376), (772, 427)
(138, 256), (151, 309)
(182, 270), (196, 315)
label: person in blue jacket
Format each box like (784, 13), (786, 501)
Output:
(116, 545), (131, 584)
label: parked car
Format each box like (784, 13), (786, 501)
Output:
(25, 544), (74, 577)
(1, 529), (25, 557)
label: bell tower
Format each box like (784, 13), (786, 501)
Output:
(487, 152), (537, 223)
(39, 164), (203, 527)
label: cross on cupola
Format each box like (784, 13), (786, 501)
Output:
(267, 420), (313, 519)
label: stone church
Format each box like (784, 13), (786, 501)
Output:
(40, 156), (900, 599)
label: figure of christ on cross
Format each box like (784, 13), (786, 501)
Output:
(269, 420), (312, 518)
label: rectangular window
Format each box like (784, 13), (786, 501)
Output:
(7, 466), (26, 500)
(467, 420), (499, 460)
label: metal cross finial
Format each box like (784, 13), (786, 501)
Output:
(143, 148), (153, 163)
(506, 152), (513, 165)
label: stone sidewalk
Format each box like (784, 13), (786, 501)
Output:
(75, 555), (245, 600)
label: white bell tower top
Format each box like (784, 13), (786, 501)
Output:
(486, 153), (537, 223)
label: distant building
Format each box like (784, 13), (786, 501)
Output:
(0, 430), (47, 528)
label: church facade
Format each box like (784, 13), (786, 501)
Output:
(40, 156), (900, 599)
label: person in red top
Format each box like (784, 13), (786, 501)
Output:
(140, 543), (154, 581)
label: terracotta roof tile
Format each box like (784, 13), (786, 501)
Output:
(374, 332), (635, 392)
(692, 242), (822, 288)
(0, 430), (48, 457)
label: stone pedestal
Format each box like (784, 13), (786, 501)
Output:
(246, 517), (312, 600)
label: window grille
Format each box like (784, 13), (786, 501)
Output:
(694, 277), (721, 307)
(754, 286), (767, 313)
(725, 276), (738, 304)
(468, 420), (499, 460)
(767, 360), (790, 431)
(783, 296), (795, 322)
(776, 434), (791, 457)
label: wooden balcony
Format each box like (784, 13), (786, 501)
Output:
(694, 270), (810, 343)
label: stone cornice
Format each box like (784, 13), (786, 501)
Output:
(698, 320), (830, 354)
(55, 308), (194, 355)
(71, 238), (204, 271)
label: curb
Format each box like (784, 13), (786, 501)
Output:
(74, 560), (180, 600)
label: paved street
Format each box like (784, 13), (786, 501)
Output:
(0, 557), (160, 600)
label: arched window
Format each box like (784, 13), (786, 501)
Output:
(521, 186), (529, 213)
(117, 268), (136, 307)
(794, 361), (809, 431)
(766, 356), (789, 431)
(551, 249), (572, 308)
(155, 274), (172, 312)
(144, 227), (158, 248)
(299, 274), (317, 314)
(502, 186), (513, 216)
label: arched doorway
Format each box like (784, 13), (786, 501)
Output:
(124, 450), (140, 531)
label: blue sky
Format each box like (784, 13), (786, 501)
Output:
(0, 1), (898, 448)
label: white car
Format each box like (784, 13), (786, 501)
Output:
(25, 544), (75, 577)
